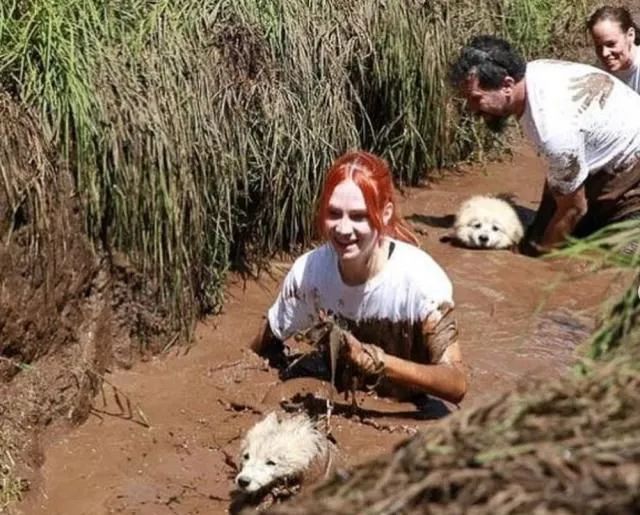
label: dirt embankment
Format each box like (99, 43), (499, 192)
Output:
(0, 92), (171, 506)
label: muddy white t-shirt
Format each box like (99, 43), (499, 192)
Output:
(267, 239), (455, 367)
(519, 59), (640, 195)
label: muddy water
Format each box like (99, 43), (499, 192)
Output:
(18, 145), (627, 515)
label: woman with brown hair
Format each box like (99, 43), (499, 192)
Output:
(588, 6), (640, 93)
(251, 150), (467, 405)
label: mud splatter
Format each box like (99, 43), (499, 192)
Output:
(570, 72), (614, 112)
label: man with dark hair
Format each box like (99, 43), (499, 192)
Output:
(449, 34), (640, 255)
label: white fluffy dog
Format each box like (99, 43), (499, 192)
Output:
(453, 195), (524, 249)
(234, 411), (334, 496)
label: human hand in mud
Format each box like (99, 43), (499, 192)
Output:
(342, 332), (386, 377)
(569, 73), (614, 113)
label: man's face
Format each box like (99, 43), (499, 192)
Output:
(460, 75), (512, 132)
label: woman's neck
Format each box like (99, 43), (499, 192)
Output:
(338, 238), (390, 286)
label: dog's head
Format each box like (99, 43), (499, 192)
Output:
(453, 196), (524, 250)
(455, 217), (516, 249)
(235, 412), (327, 494)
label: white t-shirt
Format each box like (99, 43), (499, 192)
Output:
(519, 59), (640, 195)
(267, 239), (454, 366)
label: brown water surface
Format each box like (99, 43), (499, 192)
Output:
(18, 145), (628, 515)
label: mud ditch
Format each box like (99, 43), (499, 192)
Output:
(14, 144), (631, 515)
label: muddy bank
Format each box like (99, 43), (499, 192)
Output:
(15, 143), (627, 515)
(0, 92), (172, 510)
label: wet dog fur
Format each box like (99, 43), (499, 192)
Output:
(453, 195), (524, 250)
(231, 411), (336, 512)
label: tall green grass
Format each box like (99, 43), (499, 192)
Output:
(0, 0), (595, 328)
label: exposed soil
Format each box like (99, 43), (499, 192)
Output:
(0, 92), (171, 512)
(16, 143), (627, 515)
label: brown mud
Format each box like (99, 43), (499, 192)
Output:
(17, 144), (627, 515)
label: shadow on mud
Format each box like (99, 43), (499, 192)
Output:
(407, 199), (537, 230)
(407, 213), (455, 229)
(280, 391), (451, 421)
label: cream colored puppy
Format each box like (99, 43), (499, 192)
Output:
(453, 195), (524, 249)
(234, 411), (336, 495)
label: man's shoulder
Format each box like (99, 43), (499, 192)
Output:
(527, 59), (602, 77)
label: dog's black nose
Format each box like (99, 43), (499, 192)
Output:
(478, 234), (489, 243)
(237, 476), (251, 489)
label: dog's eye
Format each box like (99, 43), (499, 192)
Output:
(243, 453), (249, 461)
(266, 460), (276, 466)
(492, 225), (500, 232)
(473, 222), (482, 229)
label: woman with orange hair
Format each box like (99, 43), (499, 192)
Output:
(252, 151), (467, 405)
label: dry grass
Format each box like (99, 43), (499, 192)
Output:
(0, 449), (24, 511)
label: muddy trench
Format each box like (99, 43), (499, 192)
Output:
(14, 143), (627, 515)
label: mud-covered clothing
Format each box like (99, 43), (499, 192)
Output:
(597, 46), (640, 94)
(267, 239), (458, 397)
(525, 159), (640, 255)
(519, 60), (640, 200)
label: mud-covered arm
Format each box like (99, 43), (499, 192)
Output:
(381, 342), (466, 404)
(343, 304), (467, 404)
(538, 184), (587, 250)
(523, 129), (589, 254)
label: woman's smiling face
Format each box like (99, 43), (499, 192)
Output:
(324, 179), (378, 263)
(591, 19), (636, 72)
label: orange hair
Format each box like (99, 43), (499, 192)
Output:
(316, 150), (419, 246)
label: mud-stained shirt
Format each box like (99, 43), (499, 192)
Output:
(267, 239), (456, 369)
(519, 59), (640, 195)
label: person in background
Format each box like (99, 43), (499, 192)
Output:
(588, 5), (640, 93)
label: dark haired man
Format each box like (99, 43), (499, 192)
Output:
(449, 34), (640, 255)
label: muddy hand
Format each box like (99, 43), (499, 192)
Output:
(294, 310), (334, 345)
(569, 73), (614, 112)
(343, 332), (386, 377)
